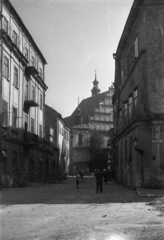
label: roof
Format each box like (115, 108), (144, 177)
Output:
(64, 91), (108, 128)
(3, 0), (47, 64)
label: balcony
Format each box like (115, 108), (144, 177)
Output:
(23, 100), (39, 114)
(25, 66), (39, 76)
(24, 131), (39, 146)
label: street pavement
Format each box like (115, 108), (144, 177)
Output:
(0, 176), (164, 240)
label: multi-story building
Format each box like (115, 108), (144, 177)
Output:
(45, 105), (71, 175)
(113, 0), (164, 188)
(64, 73), (114, 173)
(0, 0), (48, 186)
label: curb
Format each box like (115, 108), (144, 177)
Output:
(136, 189), (163, 197)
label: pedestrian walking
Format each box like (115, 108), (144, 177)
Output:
(103, 169), (108, 185)
(95, 169), (103, 193)
(76, 173), (80, 189)
(81, 170), (84, 179)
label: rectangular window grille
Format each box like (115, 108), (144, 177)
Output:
(13, 66), (18, 88)
(12, 107), (17, 128)
(2, 101), (7, 126)
(3, 56), (9, 79)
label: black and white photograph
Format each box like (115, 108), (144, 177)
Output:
(0, 0), (164, 239)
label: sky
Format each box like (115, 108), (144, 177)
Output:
(10, 0), (133, 118)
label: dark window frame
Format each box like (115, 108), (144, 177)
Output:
(2, 101), (7, 126)
(12, 107), (17, 128)
(3, 56), (9, 80)
(13, 66), (19, 88)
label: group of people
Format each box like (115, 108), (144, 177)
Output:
(75, 168), (112, 192)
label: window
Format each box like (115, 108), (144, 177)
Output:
(100, 124), (105, 130)
(105, 99), (109, 105)
(78, 133), (83, 146)
(95, 115), (99, 120)
(101, 115), (105, 121)
(3, 56), (9, 79)
(2, 101), (7, 126)
(13, 66), (18, 88)
(31, 56), (35, 66)
(124, 101), (127, 120)
(134, 88), (138, 110)
(100, 106), (105, 112)
(128, 95), (132, 119)
(106, 116), (110, 121)
(31, 118), (34, 133)
(24, 115), (28, 131)
(3, 17), (8, 33)
(32, 85), (35, 101)
(106, 108), (110, 113)
(134, 37), (139, 58)
(25, 81), (28, 100)
(12, 107), (17, 128)
(39, 67), (42, 78)
(124, 55), (130, 76)
(106, 124), (110, 130)
(12, 31), (17, 46)
(119, 108), (122, 121)
(40, 93), (43, 109)
(39, 124), (42, 138)
(24, 47), (28, 60)
(12, 151), (17, 172)
(50, 128), (54, 142)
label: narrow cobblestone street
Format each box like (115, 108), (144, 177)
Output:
(0, 176), (164, 240)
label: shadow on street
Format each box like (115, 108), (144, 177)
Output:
(0, 176), (155, 206)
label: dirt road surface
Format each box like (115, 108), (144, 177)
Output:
(0, 176), (164, 240)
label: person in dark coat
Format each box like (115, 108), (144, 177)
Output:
(76, 173), (80, 189)
(103, 169), (108, 185)
(95, 169), (103, 193)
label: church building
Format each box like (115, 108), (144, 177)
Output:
(64, 73), (114, 173)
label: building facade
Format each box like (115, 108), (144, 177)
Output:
(113, 0), (164, 188)
(0, 0), (48, 186)
(64, 73), (114, 173)
(45, 105), (71, 175)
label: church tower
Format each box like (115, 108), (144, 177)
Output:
(75, 98), (82, 125)
(91, 71), (100, 97)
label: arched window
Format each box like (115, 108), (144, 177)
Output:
(78, 133), (83, 146)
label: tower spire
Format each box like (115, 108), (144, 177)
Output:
(91, 70), (100, 97)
